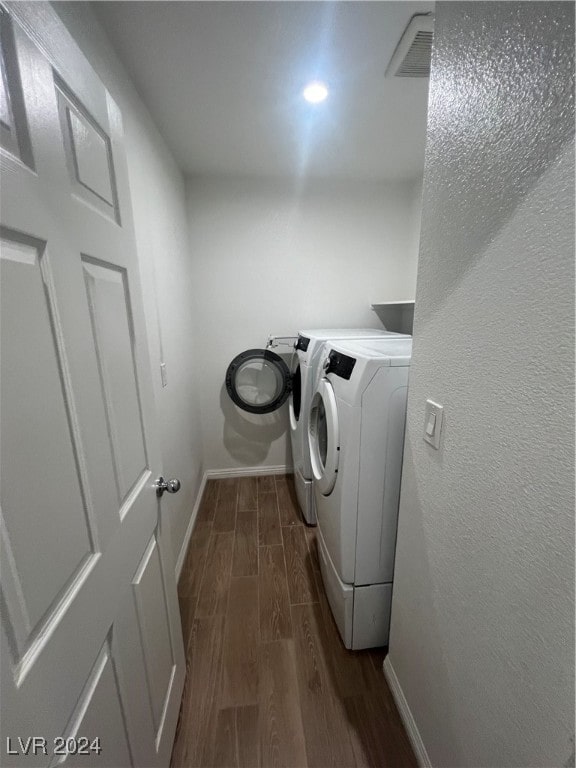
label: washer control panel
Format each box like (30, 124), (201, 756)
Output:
(295, 335), (310, 351)
(325, 350), (356, 380)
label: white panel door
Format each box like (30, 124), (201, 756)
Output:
(0, 4), (185, 766)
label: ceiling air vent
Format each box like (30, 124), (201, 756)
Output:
(386, 14), (434, 78)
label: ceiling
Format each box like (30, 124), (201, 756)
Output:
(93, 1), (433, 181)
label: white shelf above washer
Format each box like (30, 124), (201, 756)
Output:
(370, 300), (415, 334)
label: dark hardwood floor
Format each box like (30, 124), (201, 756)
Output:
(172, 475), (416, 768)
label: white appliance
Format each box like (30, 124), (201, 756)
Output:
(308, 337), (412, 649)
(288, 329), (407, 524)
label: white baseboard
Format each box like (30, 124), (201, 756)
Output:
(383, 656), (432, 768)
(175, 472), (207, 582)
(205, 464), (292, 479)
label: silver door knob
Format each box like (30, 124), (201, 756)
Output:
(155, 476), (181, 497)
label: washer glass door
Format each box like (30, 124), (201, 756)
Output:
(309, 378), (339, 495)
(225, 349), (292, 414)
(288, 358), (302, 431)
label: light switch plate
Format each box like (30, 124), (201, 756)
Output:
(423, 399), (443, 449)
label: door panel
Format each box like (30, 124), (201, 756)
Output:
(0, 5), (184, 766)
(1, 229), (96, 642)
(132, 536), (176, 742)
(0, 10), (33, 167)
(67, 109), (115, 204)
(82, 257), (148, 504)
(55, 75), (120, 223)
(56, 641), (133, 768)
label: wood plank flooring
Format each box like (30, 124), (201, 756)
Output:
(172, 475), (416, 768)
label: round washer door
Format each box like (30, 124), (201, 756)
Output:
(225, 349), (292, 414)
(308, 378), (339, 495)
(288, 361), (302, 432)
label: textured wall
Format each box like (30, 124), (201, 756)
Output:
(388, 3), (575, 767)
(187, 175), (421, 471)
(54, 3), (204, 573)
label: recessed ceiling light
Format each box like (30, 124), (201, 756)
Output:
(303, 80), (329, 104)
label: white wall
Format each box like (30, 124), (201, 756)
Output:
(186, 175), (421, 471)
(54, 3), (203, 573)
(407, 177), (423, 270)
(387, 3), (575, 767)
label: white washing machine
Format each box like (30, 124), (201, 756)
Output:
(288, 329), (407, 524)
(223, 329), (407, 524)
(308, 336), (412, 649)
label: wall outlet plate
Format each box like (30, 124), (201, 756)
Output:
(423, 399), (443, 449)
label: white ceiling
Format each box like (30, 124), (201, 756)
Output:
(93, 1), (433, 181)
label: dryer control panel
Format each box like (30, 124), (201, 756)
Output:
(325, 350), (356, 380)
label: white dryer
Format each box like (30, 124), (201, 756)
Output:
(288, 329), (406, 524)
(308, 337), (412, 649)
